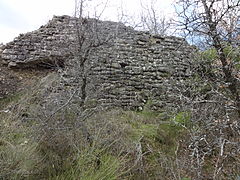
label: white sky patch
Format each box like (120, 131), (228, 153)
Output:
(0, 0), (175, 44)
(0, 27), (22, 43)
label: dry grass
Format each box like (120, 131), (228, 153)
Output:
(0, 69), (239, 179)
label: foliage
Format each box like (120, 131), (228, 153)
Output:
(200, 48), (218, 62)
(0, 85), (191, 180)
(1, 63), (239, 179)
(199, 45), (240, 63)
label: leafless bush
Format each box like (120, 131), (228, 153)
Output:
(165, 51), (240, 179)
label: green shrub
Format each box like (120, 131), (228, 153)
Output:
(223, 45), (240, 62)
(200, 48), (217, 61)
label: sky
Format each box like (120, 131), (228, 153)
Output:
(0, 0), (175, 44)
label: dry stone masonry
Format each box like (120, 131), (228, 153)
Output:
(1, 15), (195, 110)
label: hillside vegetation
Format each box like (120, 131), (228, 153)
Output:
(0, 46), (239, 179)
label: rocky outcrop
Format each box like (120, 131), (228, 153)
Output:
(1, 15), (195, 110)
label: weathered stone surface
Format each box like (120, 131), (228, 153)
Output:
(0, 44), (4, 62)
(1, 15), (196, 110)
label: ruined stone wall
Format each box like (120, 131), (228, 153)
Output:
(1, 16), (77, 68)
(87, 34), (193, 110)
(1, 15), (194, 110)
(1, 15), (129, 68)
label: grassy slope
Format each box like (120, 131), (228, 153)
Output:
(2, 67), (238, 180)
(0, 74), (191, 179)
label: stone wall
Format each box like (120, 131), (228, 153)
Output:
(88, 35), (193, 110)
(1, 15), (195, 110)
(1, 15), (130, 68)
